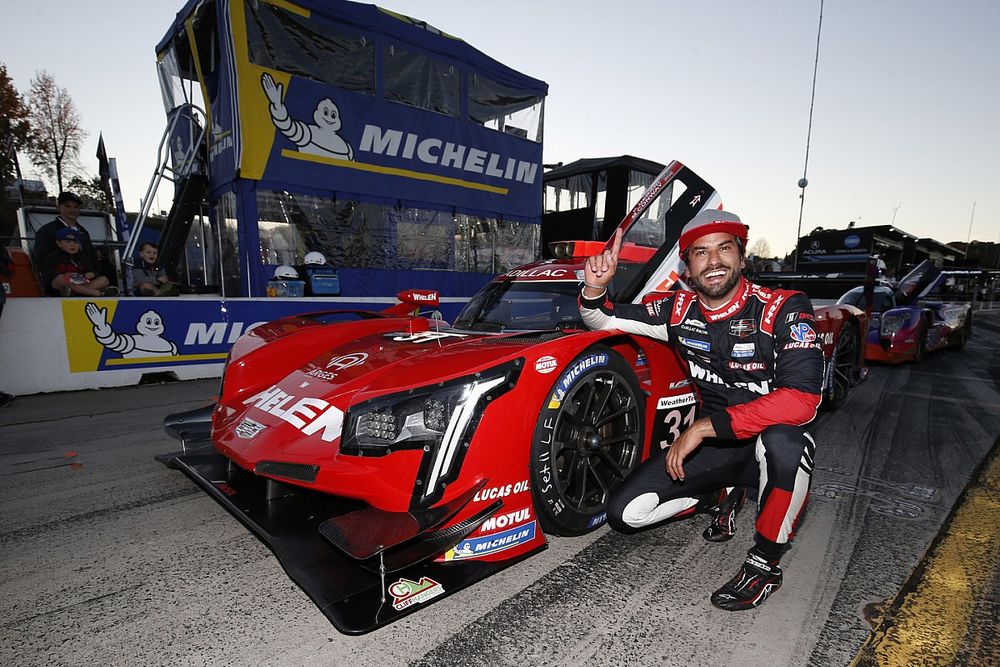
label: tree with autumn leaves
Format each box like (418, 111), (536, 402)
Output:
(1, 64), (88, 194)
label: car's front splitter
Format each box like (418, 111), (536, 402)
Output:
(168, 450), (545, 634)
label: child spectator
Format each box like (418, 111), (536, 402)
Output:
(40, 228), (118, 297)
(131, 242), (178, 296)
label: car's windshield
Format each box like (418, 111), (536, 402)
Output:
(454, 279), (583, 332)
(838, 287), (892, 311)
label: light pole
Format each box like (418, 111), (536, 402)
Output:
(794, 0), (824, 272)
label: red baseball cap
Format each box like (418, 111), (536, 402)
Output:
(679, 210), (748, 253)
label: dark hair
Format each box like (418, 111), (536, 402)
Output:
(140, 242), (159, 251)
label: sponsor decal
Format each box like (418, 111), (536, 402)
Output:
(588, 512), (608, 528)
(635, 353), (648, 367)
(235, 417), (266, 440)
(326, 352), (368, 370)
(686, 318), (706, 329)
(844, 234), (861, 249)
(389, 331), (468, 343)
(479, 507), (531, 533)
(672, 291), (692, 323)
(790, 323), (817, 343)
(680, 322), (707, 335)
(388, 577), (445, 611)
(473, 480), (530, 502)
(731, 342), (755, 358)
(646, 302), (658, 317)
(505, 267), (570, 279)
(657, 393), (697, 409)
(535, 355), (558, 374)
(306, 368), (338, 381)
(447, 521), (537, 560)
(678, 336), (711, 352)
(547, 353), (609, 408)
(705, 284), (750, 322)
(762, 294), (787, 330)
(243, 385), (344, 442)
(728, 361), (767, 371)
(820, 331), (834, 346)
(783, 341), (821, 350)
(668, 379), (692, 390)
(729, 319), (757, 338)
(688, 361), (724, 385)
(786, 311), (815, 323)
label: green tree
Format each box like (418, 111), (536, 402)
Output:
(0, 62), (33, 186)
(66, 174), (110, 211)
(25, 70), (86, 192)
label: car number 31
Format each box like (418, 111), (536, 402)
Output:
(659, 405), (697, 449)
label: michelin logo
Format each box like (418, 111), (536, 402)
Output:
(86, 303), (178, 358)
(262, 73), (354, 160)
(447, 521), (537, 560)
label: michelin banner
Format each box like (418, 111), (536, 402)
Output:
(61, 298), (365, 373)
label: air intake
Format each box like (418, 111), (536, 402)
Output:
(255, 461), (320, 483)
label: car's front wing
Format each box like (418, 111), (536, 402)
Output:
(167, 450), (545, 634)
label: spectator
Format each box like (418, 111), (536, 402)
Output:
(40, 228), (118, 297)
(0, 242), (13, 407)
(130, 242), (178, 296)
(32, 191), (97, 272)
(94, 246), (119, 288)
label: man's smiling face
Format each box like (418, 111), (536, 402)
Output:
(685, 232), (743, 301)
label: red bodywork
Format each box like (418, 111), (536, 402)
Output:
(166, 160), (867, 632)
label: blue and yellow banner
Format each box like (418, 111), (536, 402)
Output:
(61, 298), (368, 373)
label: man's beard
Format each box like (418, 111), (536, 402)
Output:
(688, 265), (741, 299)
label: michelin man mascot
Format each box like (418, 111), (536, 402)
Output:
(85, 303), (179, 358)
(261, 72), (354, 160)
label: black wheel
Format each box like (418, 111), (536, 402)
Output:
(912, 322), (928, 363)
(954, 314), (973, 350)
(823, 323), (857, 411)
(529, 346), (644, 536)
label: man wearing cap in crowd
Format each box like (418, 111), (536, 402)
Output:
(39, 226), (115, 297)
(32, 191), (98, 274)
(579, 209), (823, 611)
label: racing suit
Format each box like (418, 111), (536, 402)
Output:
(580, 277), (823, 552)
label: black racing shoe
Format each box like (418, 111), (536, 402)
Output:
(711, 551), (783, 611)
(703, 487), (748, 542)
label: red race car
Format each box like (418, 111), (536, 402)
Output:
(161, 161), (866, 633)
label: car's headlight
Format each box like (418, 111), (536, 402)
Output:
(341, 359), (523, 500)
(880, 314), (907, 337)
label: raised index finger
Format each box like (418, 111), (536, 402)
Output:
(608, 227), (623, 262)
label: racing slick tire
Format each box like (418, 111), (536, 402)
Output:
(954, 313), (973, 350)
(823, 323), (858, 412)
(912, 322), (928, 363)
(529, 346), (644, 537)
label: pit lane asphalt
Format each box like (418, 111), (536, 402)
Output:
(2, 310), (999, 667)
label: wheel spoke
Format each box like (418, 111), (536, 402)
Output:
(601, 434), (634, 448)
(588, 460), (610, 495)
(591, 376), (614, 424)
(562, 450), (579, 489)
(574, 457), (589, 510)
(595, 403), (631, 427)
(596, 447), (627, 479)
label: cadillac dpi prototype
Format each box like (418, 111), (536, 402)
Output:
(161, 161), (866, 633)
(837, 259), (973, 364)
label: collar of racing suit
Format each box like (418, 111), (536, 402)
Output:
(698, 277), (753, 323)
